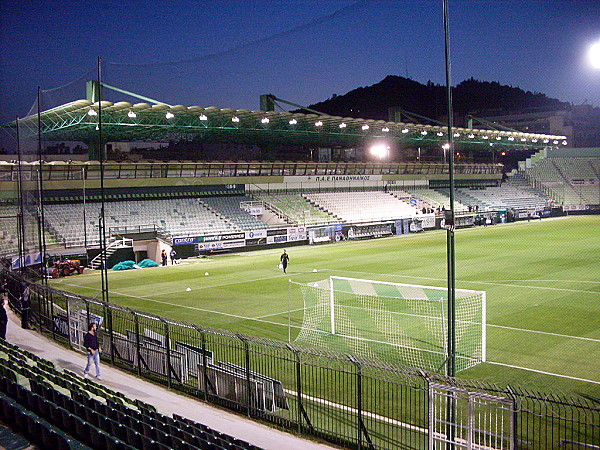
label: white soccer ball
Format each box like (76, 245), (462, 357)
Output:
(186, 287), (191, 291)
(278, 264), (283, 269)
(205, 272), (209, 276)
(312, 269), (318, 272)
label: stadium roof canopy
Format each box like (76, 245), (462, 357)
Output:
(4, 99), (568, 150)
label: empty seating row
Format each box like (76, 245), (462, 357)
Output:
(452, 185), (549, 211)
(303, 191), (421, 223)
(43, 198), (242, 248)
(401, 188), (469, 213)
(0, 339), (261, 450)
(201, 196), (268, 231)
(251, 192), (337, 226)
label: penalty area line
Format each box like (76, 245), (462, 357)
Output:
(487, 361), (600, 385)
(108, 289), (301, 330)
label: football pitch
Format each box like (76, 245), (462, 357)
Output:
(50, 215), (600, 397)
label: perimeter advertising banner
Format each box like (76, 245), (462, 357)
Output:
(283, 175), (383, 183)
(198, 240), (246, 251)
(287, 226), (307, 242)
(174, 232), (246, 245)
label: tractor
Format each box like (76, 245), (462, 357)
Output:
(50, 260), (85, 278)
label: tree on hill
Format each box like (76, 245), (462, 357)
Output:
(305, 75), (571, 123)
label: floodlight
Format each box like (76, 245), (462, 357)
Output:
(88, 109), (97, 116)
(165, 112), (174, 119)
(261, 117), (270, 124)
(289, 119), (297, 125)
(199, 114), (208, 121)
(589, 41), (600, 69)
(501, 151), (506, 156)
(127, 111), (136, 118)
(339, 123), (347, 128)
(369, 143), (389, 159)
(232, 116), (240, 123)
(362, 124), (369, 131)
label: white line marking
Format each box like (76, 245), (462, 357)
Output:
(142, 271), (312, 298)
(494, 279), (600, 285)
(253, 307), (305, 319)
(333, 270), (599, 294)
(487, 324), (600, 343)
(284, 389), (428, 434)
(105, 289), (302, 329)
(487, 361), (600, 385)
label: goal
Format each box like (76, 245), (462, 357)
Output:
(292, 276), (486, 373)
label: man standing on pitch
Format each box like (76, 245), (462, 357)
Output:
(280, 249), (290, 274)
(83, 322), (102, 379)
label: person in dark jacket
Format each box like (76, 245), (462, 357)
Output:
(83, 322), (102, 379)
(0, 293), (8, 341)
(161, 250), (168, 266)
(280, 249), (290, 274)
(20, 285), (30, 329)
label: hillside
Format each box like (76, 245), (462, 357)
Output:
(306, 75), (571, 123)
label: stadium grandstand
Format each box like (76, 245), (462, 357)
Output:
(0, 86), (598, 449)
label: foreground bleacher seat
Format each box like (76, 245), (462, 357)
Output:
(0, 339), (262, 450)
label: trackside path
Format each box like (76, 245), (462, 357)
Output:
(4, 309), (336, 450)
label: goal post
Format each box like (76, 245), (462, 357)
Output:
(292, 276), (486, 373)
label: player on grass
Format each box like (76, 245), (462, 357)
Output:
(280, 249), (290, 273)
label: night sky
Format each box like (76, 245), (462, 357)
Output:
(1, 0), (600, 126)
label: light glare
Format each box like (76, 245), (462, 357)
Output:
(589, 41), (600, 69)
(369, 144), (389, 159)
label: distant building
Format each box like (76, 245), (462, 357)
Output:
(474, 105), (600, 148)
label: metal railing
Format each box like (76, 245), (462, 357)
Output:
(0, 160), (504, 183)
(2, 269), (598, 450)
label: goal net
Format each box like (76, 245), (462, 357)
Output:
(292, 276), (486, 373)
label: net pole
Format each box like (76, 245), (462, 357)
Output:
(443, 0), (456, 380)
(443, 0), (457, 447)
(98, 56), (110, 304)
(37, 87), (48, 284)
(481, 291), (487, 362)
(16, 117), (25, 270)
(287, 280), (291, 343)
(329, 277), (335, 335)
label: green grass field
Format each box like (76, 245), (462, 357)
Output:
(50, 215), (600, 398)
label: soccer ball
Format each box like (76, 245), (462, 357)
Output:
(204, 272), (209, 276)
(277, 264), (283, 269)
(186, 287), (191, 291)
(312, 269), (318, 272)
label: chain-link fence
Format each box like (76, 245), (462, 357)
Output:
(2, 269), (598, 449)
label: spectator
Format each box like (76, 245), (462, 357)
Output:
(83, 322), (102, 379)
